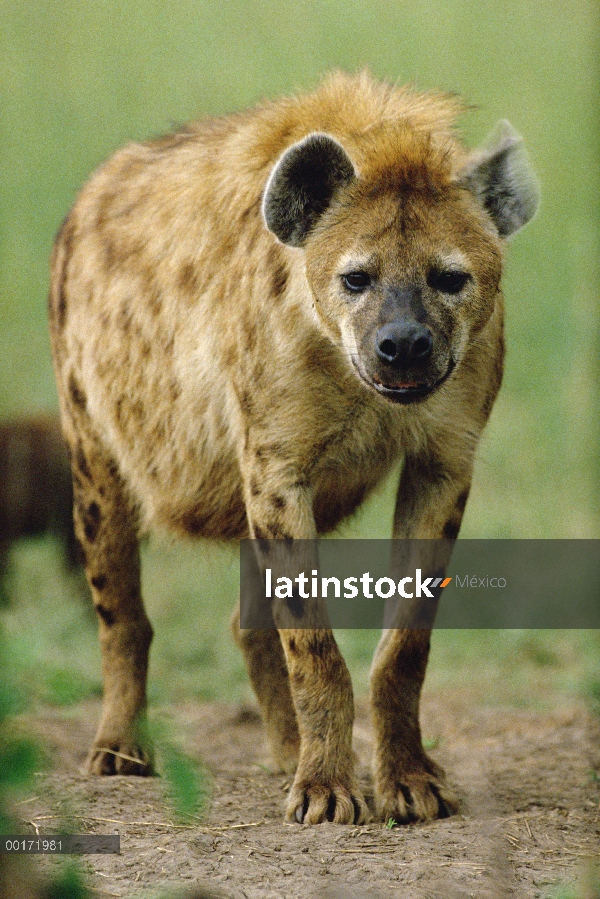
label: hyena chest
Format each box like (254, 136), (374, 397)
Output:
(310, 413), (404, 534)
(151, 401), (401, 541)
(106, 332), (404, 541)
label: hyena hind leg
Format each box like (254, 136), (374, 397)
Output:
(69, 432), (154, 776)
(231, 603), (300, 774)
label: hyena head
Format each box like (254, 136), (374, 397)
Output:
(263, 122), (538, 404)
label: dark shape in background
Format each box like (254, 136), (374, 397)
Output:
(0, 415), (80, 604)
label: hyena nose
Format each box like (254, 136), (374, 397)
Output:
(375, 321), (433, 367)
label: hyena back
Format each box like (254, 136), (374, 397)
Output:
(49, 72), (537, 824)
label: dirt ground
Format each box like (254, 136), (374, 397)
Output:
(13, 691), (600, 899)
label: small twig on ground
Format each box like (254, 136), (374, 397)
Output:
(95, 747), (150, 766)
(503, 833), (521, 847)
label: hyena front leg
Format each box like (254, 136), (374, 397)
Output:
(241, 458), (369, 824)
(370, 449), (475, 823)
(231, 603), (300, 774)
(68, 431), (153, 775)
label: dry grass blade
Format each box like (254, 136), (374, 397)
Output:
(95, 747), (150, 766)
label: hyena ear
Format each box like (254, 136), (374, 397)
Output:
(262, 132), (356, 247)
(459, 120), (540, 237)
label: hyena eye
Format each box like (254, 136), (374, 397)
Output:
(428, 269), (471, 294)
(342, 271), (371, 292)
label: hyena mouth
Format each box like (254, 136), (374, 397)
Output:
(354, 359), (456, 405)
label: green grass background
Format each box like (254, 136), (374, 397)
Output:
(0, 1), (598, 709)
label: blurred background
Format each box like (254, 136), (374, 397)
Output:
(0, 0), (598, 708)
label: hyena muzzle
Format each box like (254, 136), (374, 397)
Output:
(48, 72), (538, 824)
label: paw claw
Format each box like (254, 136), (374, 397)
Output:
(377, 771), (458, 823)
(287, 780), (369, 825)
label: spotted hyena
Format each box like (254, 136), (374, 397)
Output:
(49, 72), (538, 824)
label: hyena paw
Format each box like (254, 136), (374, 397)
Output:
(286, 777), (370, 825)
(86, 738), (154, 776)
(376, 767), (458, 824)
